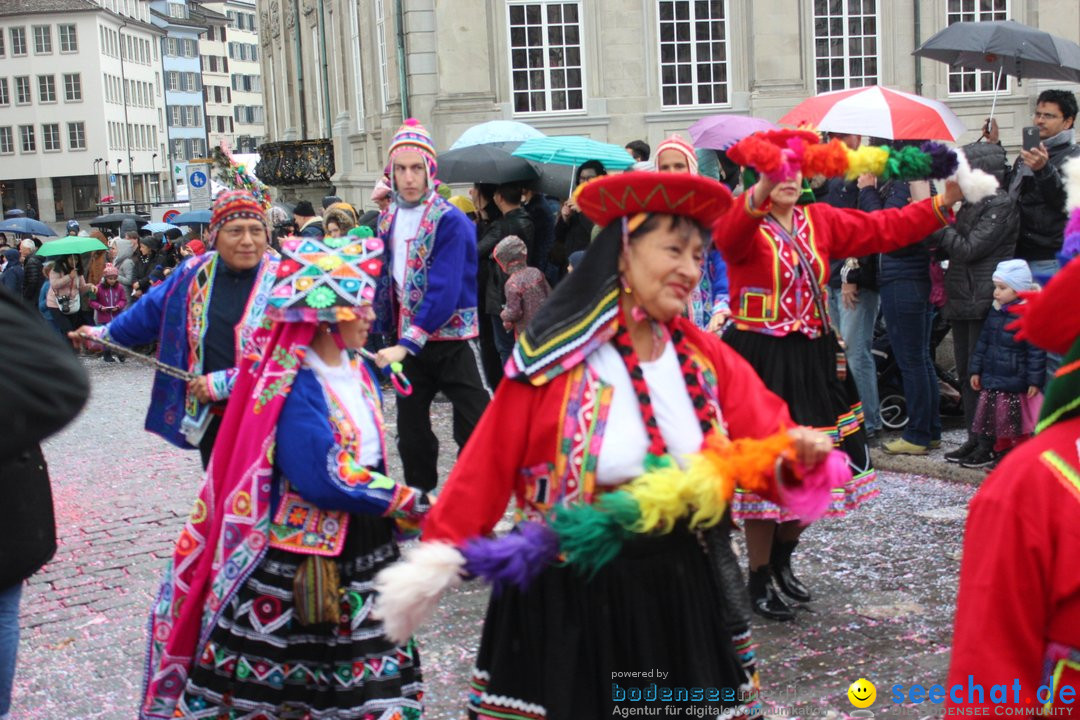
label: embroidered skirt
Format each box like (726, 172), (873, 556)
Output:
(175, 514), (423, 720)
(467, 526), (758, 720)
(723, 328), (878, 523)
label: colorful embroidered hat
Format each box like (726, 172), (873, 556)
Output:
(572, 171), (734, 229)
(267, 226), (384, 323)
(388, 118), (437, 180)
(208, 189), (269, 248)
(654, 134), (699, 174)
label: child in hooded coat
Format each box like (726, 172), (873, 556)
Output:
(89, 263), (128, 362)
(496, 234), (550, 341)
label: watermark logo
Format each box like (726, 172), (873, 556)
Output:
(849, 678), (878, 709)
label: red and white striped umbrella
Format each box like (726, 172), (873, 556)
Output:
(779, 86), (967, 141)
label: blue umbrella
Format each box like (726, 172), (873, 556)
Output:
(172, 209), (213, 227)
(449, 120), (545, 150)
(144, 222), (183, 237)
(0, 217), (57, 236)
(512, 136), (636, 171)
(4, 208), (26, 219)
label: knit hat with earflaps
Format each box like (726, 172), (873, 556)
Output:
(208, 189), (269, 249)
(388, 118), (437, 181)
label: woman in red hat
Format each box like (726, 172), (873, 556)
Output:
(715, 129), (965, 621)
(373, 172), (842, 719)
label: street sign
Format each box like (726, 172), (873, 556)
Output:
(109, 174), (117, 185)
(186, 162), (212, 211)
(162, 208), (181, 223)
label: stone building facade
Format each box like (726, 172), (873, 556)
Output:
(255, 0), (1080, 205)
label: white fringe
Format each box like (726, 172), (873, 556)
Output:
(1063, 156), (1080, 213)
(951, 147), (999, 204)
(373, 541), (465, 644)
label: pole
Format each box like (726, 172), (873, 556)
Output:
(293, 0), (307, 139)
(394, 0), (410, 121)
(317, 0), (331, 139)
(987, 66), (1003, 124)
(119, 19), (135, 213)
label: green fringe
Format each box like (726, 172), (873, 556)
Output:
(891, 146), (933, 181)
(549, 491), (641, 577)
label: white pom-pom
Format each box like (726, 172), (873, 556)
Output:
(1063, 156), (1080, 213)
(373, 541), (465, 644)
(952, 147), (999, 204)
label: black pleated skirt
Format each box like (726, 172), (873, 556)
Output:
(176, 514), (423, 719)
(466, 526), (757, 719)
(723, 328), (878, 522)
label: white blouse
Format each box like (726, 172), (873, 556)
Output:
(586, 341), (704, 486)
(305, 350), (383, 468)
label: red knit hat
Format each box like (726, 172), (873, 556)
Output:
(572, 171), (733, 228)
(208, 190), (268, 247)
(186, 239), (206, 256)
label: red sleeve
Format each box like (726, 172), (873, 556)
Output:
(421, 377), (536, 547)
(711, 190), (770, 264)
(811, 197), (952, 259)
(945, 446), (1050, 708)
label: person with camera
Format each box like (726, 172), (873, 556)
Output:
(983, 90), (1080, 282)
(45, 256), (89, 336)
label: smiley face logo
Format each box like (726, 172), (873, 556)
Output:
(848, 678), (877, 708)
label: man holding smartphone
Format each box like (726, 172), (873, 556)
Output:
(983, 89), (1080, 282)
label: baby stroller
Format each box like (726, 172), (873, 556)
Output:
(873, 314), (963, 430)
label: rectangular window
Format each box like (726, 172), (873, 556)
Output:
(374, 0), (390, 110)
(20, 125), (35, 152)
(33, 25), (51, 54)
(64, 73), (82, 102)
(58, 24), (77, 52)
(813, 0), (878, 93)
(947, 0), (1009, 94)
(657, 0), (728, 107)
(191, 138), (205, 157)
(508, 1), (585, 114)
(68, 121), (86, 150)
(0, 79), (7, 106)
(14, 76), (30, 104)
(10, 27), (26, 56)
(0, 127), (11, 154)
(42, 123), (61, 151)
(0, 28), (5, 56)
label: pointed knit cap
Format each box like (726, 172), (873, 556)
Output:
(654, 134), (699, 174)
(389, 118), (438, 179)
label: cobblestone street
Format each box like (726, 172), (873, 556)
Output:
(11, 359), (975, 719)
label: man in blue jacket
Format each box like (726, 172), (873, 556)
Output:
(375, 119), (491, 492)
(72, 190), (278, 468)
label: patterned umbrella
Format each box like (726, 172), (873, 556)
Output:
(779, 86), (967, 141)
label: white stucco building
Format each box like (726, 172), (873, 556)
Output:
(254, 0), (1080, 207)
(0, 0), (165, 221)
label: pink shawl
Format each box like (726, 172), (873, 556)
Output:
(139, 320), (315, 718)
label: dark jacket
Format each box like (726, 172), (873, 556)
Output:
(0, 286), (89, 588)
(298, 218), (325, 239)
(1009, 138), (1080, 261)
(821, 178), (879, 292)
(937, 143), (1019, 321)
(22, 252), (44, 303)
(524, 194), (556, 277)
(477, 207), (534, 315)
(1, 248), (23, 296)
(969, 301), (1046, 393)
(863, 181), (933, 285)
(552, 210), (594, 273)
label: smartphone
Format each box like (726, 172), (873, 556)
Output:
(1022, 126), (1040, 152)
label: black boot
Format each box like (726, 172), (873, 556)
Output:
(748, 567), (794, 622)
(944, 436), (980, 463)
(770, 540), (811, 602)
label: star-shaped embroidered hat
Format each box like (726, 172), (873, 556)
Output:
(572, 171), (734, 228)
(267, 226), (384, 323)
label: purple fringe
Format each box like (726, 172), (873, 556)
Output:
(462, 521), (560, 593)
(921, 141), (959, 179)
(1060, 211), (1080, 264)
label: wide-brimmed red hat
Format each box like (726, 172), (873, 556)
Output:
(572, 171), (733, 228)
(1012, 257), (1080, 356)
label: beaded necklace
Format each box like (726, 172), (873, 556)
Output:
(610, 311), (716, 460)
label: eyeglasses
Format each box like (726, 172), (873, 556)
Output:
(1034, 111), (1063, 121)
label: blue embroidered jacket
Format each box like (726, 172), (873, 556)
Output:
(101, 252), (277, 449)
(376, 192), (479, 355)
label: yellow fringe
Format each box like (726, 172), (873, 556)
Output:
(844, 146), (890, 180)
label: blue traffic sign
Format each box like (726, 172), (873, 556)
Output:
(109, 174), (117, 184)
(190, 171), (207, 188)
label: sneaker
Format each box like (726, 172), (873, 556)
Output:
(960, 448), (997, 468)
(929, 439), (942, 450)
(102, 354), (116, 363)
(118, 355), (126, 363)
(882, 438), (928, 456)
(944, 438), (980, 463)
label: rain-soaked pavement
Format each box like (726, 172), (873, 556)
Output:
(11, 358), (977, 719)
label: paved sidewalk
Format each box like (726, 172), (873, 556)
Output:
(11, 360), (972, 719)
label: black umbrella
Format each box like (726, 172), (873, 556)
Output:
(915, 20), (1080, 119)
(88, 213), (149, 233)
(437, 144), (539, 185)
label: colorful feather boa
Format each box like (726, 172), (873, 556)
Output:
(374, 431), (852, 643)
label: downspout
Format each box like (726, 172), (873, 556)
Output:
(318, 0), (331, 138)
(293, 0), (307, 139)
(913, 0), (923, 96)
(119, 18), (135, 207)
(394, 0), (410, 121)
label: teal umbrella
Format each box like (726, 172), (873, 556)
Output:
(512, 136), (635, 171)
(36, 236), (108, 257)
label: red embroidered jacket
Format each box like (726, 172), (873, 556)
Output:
(945, 416), (1080, 711)
(712, 191), (953, 338)
(421, 317), (794, 546)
